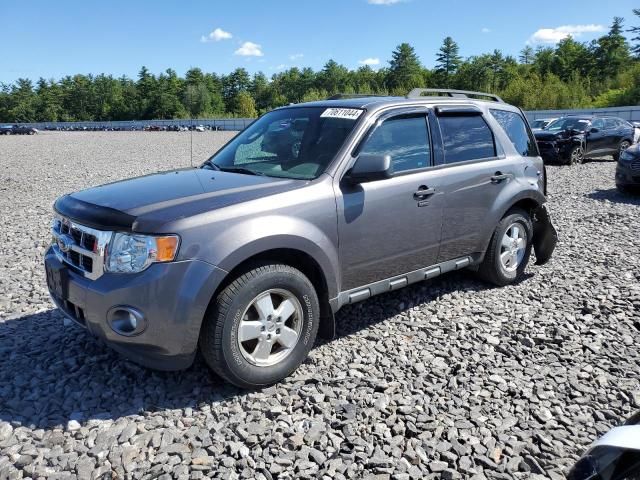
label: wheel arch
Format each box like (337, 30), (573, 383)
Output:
(207, 246), (336, 340)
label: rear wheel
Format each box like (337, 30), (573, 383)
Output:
(478, 209), (533, 286)
(199, 263), (319, 389)
(613, 140), (631, 162)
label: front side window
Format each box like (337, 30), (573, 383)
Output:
(490, 109), (537, 157)
(358, 115), (431, 173)
(204, 107), (361, 179)
(438, 115), (496, 164)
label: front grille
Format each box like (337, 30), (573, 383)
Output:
(52, 216), (111, 280)
(630, 159), (640, 171)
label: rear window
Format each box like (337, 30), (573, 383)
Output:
(490, 109), (537, 157)
(438, 116), (496, 164)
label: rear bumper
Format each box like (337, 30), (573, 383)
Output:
(44, 248), (227, 370)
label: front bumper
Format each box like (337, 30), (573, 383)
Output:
(44, 247), (227, 370)
(536, 140), (574, 163)
(615, 162), (640, 187)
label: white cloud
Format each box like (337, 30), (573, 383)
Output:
(289, 53), (304, 61)
(200, 27), (232, 43)
(234, 41), (264, 57)
(528, 24), (605, 44)
(368, 0), (402, 4)
(358, 57), (380, 66)
(481, 27), (491, 33)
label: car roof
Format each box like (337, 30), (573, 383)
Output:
(277, 96), (521, 113)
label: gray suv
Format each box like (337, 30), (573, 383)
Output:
(44, 89), (557, 388)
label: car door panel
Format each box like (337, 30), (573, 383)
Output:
(337, 173), (444, 290)
(335, 111), (444, 291)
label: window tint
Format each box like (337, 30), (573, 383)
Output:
(490, 109), (537, 157)
(591, 118), (605, 129)
(439, 115), (496, 163)
(359, 115), (430, 173)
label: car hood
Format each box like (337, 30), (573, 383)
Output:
(54, 168), (306, 232)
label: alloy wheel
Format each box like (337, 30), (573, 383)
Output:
(236, 288), (303, 367)
(499, 223), (527, 272)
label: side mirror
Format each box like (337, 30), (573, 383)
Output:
(346, 154), (393, 184)
(590, 127), (599, 133)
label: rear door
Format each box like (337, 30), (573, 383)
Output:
(335, 109), (445, 290)
(433, 106), (528, 263)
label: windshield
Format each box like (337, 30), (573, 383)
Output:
(545, 117), (590, 132)
(531, 120), (547, 128)
(204, 106), (362, 180)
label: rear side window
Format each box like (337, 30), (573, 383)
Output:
(490, 109), (537, 157)
(438, 116), (496, 164)
(604, 118), (619, 129)
(358, 115), (431, 173)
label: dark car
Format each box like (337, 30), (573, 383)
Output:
(10, 125), (38, 135)
(615, 142), (640, 193)
(0, 125), (13, 135)
(567, 411), (640, 480)
(534, 116), (635, 165)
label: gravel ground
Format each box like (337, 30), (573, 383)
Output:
(0, 131), (639, 480)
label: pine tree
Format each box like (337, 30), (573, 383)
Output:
(519, 46), (534, 65)
(629, 9), (640, 58)
(435, 37), (462, 87)
(387, 43), (424, 91)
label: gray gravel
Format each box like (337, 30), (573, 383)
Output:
(1, 131), (639, 479)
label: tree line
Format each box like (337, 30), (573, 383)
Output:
(2, 11), (639, 123)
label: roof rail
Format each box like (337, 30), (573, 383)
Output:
(406, 88), (504, 103)
(326, 93), (386, 100)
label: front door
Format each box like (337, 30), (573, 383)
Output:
(335, 112), (444, 290)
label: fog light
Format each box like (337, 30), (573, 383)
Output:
(107, 306), (146, 336)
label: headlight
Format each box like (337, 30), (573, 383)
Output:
(619, 150), (634, 162)
(106, 233), (179, 273)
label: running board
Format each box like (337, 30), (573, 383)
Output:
(334, 255), (473, 310)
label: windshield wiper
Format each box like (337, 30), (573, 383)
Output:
(218, 166), (264, 176)
(201, 159), (221, 171)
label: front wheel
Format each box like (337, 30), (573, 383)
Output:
(613, 140), (631, 162)
(568, 145), (584, 165)
(199, 264), (319, 389)
(478, 209), (533, 286)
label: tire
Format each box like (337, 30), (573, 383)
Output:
(477, 209), (533, 286)
(568, 145), (584, 165)
(613, 140), (631, 162)
(199, 263), (320, 389)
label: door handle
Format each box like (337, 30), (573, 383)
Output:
(413, 186), (436, 199)
(490, 172), (510, 183)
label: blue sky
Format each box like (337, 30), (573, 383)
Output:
(1, 0), (637, 83)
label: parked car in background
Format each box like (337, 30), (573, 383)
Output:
(44, 89), (557, 388)
(567, 411), (640, 480)
(615, 142), (640, 193)
(0, 125), (13, 135)
(11, 125), (38, 135)
(529, 117), (557, 132)
(534, 116), (635, 165)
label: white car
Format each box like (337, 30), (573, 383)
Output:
(195, 125), (205, 132)
(530, 117), (558, 132)
(567, 412), (640, 479)
(632, 121), (640, 144)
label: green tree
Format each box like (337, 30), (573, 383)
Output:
(519, 46), (534, 65)
(593, 17), (630, 81)
(435, 37), (462, 87)
(387, 43), (424, 92)
(234, 91), (257, 117)
(628, 9), (640, 58)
